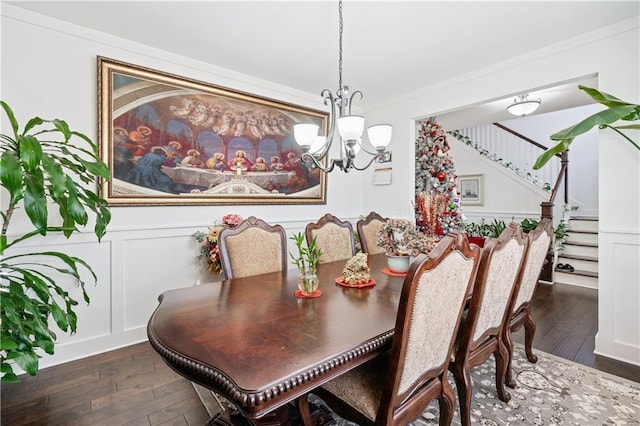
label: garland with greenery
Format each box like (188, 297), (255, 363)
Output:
(447, 129), (552, 192)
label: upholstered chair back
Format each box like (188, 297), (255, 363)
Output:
(470, 224), (527, 344)
(305, 213), (356, 263)
(357, 211), (387, 255)
(394, 234), (481, 395)
(218, 216), (287, 279)
(513, 218), (552, 312)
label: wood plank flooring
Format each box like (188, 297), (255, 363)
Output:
(1, 283), (638, 425)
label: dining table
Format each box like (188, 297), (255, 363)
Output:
(147, 253), (406, 425)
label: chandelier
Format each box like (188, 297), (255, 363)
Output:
(507, 94), (541, 117)
(293, 0), (392, 173)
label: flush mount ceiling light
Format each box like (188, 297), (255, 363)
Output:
(507, 94), (541, 117)
(293, 0), (392, 173)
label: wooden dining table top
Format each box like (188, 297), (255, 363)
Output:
(147, 253), (405, 420)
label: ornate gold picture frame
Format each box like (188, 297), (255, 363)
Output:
(98, 57), (328, 206)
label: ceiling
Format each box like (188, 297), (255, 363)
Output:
(6, 1), (639, 126)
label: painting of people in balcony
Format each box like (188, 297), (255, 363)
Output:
(99, 57), (328, 206)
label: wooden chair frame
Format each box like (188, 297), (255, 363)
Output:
(217, 216), (287, 279)
(313, 233), (481, 425)
(357, 211), (388, 255)
(449, 223), (529, 426)
(504, 218), (553, 387)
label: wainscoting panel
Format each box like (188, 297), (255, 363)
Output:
(595, 230), (640, 366)
(7, 218), (359, 372)
(122, 233), (204, 331)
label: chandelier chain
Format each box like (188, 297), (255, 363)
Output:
(293, 0), (391, 173)
(338, 0), (343, 94)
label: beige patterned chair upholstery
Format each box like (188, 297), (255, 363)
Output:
(311, 233), (481, 425)
(357, 211), (387, 255)
(504, 218), (552, 387)
(217, 216), (287, 279)
(449, 223), (528, 426)
(305, 213), (356, 263)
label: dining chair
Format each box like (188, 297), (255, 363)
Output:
(305, 213), (356, 263)
(310, 233), (481, 425)
(449, 222), (528, 426)
(357, 211), (388, 255)
(504, 218), (552, 388)
(217, 215), (287, 279)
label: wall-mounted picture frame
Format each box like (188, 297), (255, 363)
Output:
(98, 57), (328, 206)
(458, 174), (484, 206)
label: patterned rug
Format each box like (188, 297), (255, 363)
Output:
(196, 345), (640, 425)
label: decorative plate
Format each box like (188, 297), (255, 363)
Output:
(295, 289), (323, 299)
(382, 267), (406, 277)
(334, 277), (376, 288)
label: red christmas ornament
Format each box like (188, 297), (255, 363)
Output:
(437, 172), (446, 181)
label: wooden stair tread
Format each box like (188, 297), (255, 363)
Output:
(555, 268), (598, 278)
(564, 241), (598, 248)
(570, 216), (599, 221)
(567, 229), (598, 235)
(558, 254), (598, 262)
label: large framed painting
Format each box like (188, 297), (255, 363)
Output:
(98, 57), (328, 206)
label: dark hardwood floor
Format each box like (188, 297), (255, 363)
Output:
(1, 283), (638, 425)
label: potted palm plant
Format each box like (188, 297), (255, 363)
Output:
(1, 101), (111, 382)
(533, 86), (639, 170)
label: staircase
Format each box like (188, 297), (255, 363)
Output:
(555, 216), (598, 289)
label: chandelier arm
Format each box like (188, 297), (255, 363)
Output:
(355, 139), (385, 156)
(317, 89), (339, 161)
(347, 90), (363, 116)
(301, 152), (337, 173)
(350, 152), (388, 171)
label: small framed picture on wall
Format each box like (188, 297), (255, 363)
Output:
(458, 174), (484, 206)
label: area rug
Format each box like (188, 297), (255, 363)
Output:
(196, 345), (640, 425)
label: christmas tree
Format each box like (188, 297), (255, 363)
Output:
(414, 117), (463, 237)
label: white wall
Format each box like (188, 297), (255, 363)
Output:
(1, 6), (365, 369)
(362, 18), (640, 365)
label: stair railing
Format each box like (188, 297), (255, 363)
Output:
(491, 123), (568, 282)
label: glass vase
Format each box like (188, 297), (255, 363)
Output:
(298, 270), (319, 295)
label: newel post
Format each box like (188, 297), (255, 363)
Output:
(539, 201), (554, 282)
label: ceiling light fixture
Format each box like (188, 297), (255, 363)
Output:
(293, 0), (392, 173)
(507, 94), (541, 117)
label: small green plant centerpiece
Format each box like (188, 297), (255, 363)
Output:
(289, 232), (323, 295)
(0, 101), (111, 382)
